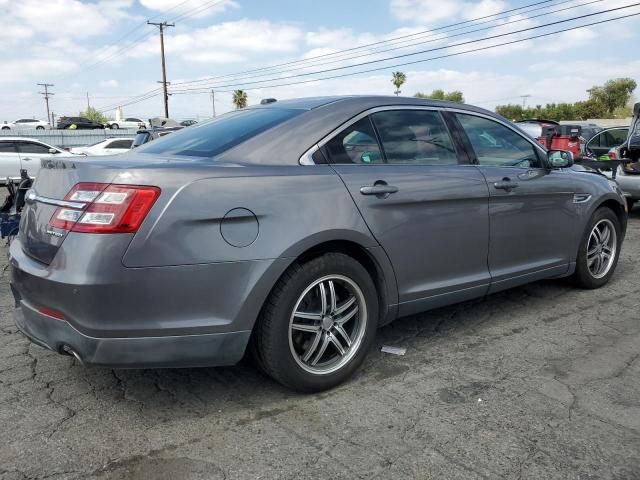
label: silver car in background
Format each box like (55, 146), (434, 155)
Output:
(10, 96), (628, 391)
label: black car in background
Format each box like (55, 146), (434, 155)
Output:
(56, 117), (105, 130)
(131, 126), (183, 147)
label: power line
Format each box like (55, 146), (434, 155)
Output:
(171, 0), (605, 89)
(169, 10), (640, 95)
(168, 3), (640, 92)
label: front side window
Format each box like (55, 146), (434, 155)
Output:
(140, 108), (301, 158)
(322, 117), (382, 164)
(371, 110), (458, 165)
(603, 128), (628, 147)
(17, 142), (50, 154)
(456, 114), (542, 168)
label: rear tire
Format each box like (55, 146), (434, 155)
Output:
(572, 207), (621, 289)
(110, 124), (119, 129)
(253, 253), (378, 392)
(36, 126), (44, 130)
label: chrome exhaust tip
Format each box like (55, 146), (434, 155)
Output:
(61, 345), (84, 366)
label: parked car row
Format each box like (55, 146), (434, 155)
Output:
(1, 119), (51, 131)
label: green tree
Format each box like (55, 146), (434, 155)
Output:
(414, 89), (464, 103)
(588, 78), (637, 115)
(391, 71), (407, 96)
(232, 90), (248, 109)
(79, 107), (110, 124)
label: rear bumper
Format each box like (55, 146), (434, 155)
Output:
(14, 299), (250, 368)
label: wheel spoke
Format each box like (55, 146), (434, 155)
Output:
(291, 322), (321, 333)
(328, 280), (337, 313)
(319, 283), (328, 316)
(333, 324), (352, 348)
(334, 296), (356, 316)
(294, 311), (323, 321)
(335, 304), (358, 325)
(328, 333), (346, 356)
(302, 331), (323, 363)
(600, 226), (611, 244)
(311, 333), (330, 365)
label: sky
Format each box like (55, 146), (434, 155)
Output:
(0, 0), (639, 122)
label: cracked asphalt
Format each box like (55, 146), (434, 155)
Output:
(1, 209), (639, 480)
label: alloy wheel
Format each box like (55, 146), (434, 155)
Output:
(586, 219), (617, 279)
(288, 274), (367, 375)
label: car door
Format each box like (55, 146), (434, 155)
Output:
(0, 140), (21, 181)
(587, 128), (629, 157)
(451, 112), (577, 293)
(323, 108), (491, 316)
(15, 141), (52, 177)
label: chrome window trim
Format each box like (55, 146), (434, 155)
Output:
(298, 105), (447, 166)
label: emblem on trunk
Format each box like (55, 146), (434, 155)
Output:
(45, 228), (64, 238)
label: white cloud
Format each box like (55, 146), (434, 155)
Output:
(0, 58), (76, 84)
(129, 19), (303, 64)
(99, 80), (120, 88)
(390, 0), (463, 25)
(139, 0), (238, 18)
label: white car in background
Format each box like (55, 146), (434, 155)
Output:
(0, 137), (72, 182)
(1, 119), (51, 131)
(104, 117), (146, 129)
(70, 138), (133, 156)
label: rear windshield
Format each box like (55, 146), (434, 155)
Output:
(138, 108), (301, 158)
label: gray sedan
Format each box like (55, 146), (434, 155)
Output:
(9, 96), (628, 392)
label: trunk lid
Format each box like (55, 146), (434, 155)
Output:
(19, 158), (118, 265)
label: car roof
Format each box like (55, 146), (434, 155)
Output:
(0, 137), (49, 142)
(248, 95), (498, 115)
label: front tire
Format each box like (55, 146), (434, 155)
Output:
(110, 123), (119, 129)
(572, 207), (621, 289)
(36, 126), (44, 130)
(253, 253), (378, 392)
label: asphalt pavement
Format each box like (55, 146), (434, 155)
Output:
(1, 208), (639, 480)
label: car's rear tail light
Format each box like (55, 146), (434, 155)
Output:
(49, 183), (160, 234)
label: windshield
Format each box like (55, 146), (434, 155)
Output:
(138, 108), (302, 158)
(517, 123), (542, 139)
(132, 132), (151, 148)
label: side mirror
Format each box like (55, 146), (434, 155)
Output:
(548, 150), (574, 168)
(48, 148), (58, 154)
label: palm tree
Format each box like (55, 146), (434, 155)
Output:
(232, 90), (248, 109)
(391, 71), (406, 96)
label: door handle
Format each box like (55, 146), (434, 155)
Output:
(22, 157), (32, 161)
(360, 183), (399, 197)
(493, 178), (518, 191)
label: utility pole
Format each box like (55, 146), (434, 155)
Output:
(148, 21), (175, 118)
(520, 94), (531, 109)
(211, 89), (216, 117)
(86, 92), (90, 111)
(37, 83), (54, 125)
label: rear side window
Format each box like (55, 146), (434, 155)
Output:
(17, 142), (50, 154)
(322, 117), (383, 164)
(456, 114), (542, 168)
(0, 142), (17, 153)
(139, 108), (301, 158)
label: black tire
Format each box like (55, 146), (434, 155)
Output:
(572, 207), (622, 289)
(36, 126), (44, 130)
(1, 127), (9, 131)
(253, 253), (378, 392)
(110, 124), (119, 129)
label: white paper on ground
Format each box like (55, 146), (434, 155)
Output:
(381, 345), (407, 356)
